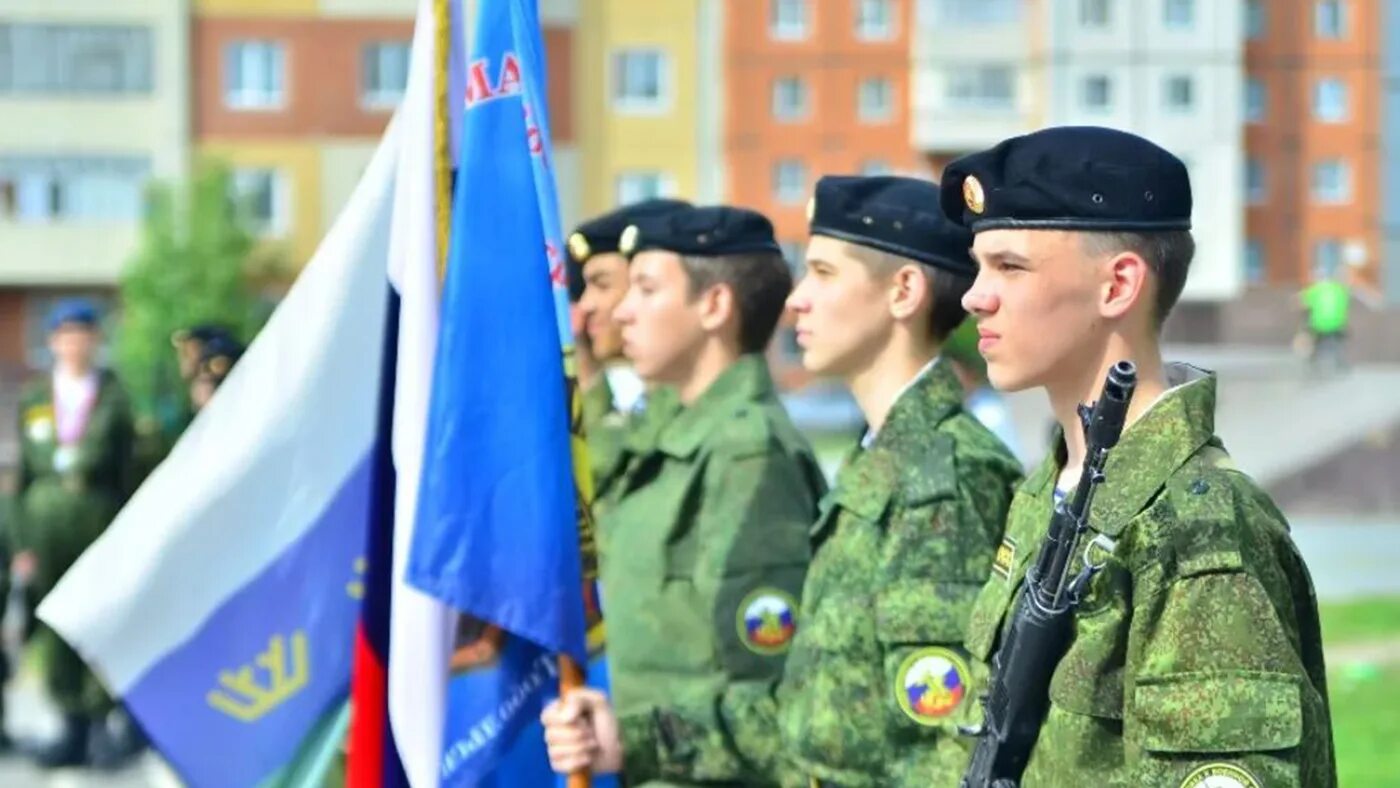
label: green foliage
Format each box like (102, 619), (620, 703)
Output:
(112, 164), (278, 429)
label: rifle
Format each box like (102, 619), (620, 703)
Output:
(961, 361), (1137, 788)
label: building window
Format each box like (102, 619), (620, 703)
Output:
(1315, 0), (1347, 39)
(1164, 74), (1195, 112)
(612, 49), (668, 113)
(614, 171), (673, 205)
(772, 76), (810, 121)
(360, 41), (410, 109)
(1244, 239), (1266, 284)
(928, 0), (1022, 26)
(230, 168), (291, 237)
(1245, 158), (1267, 204)
(0, 23), (154, 94)
(1080, 0), (1112, 28)
(1313, 78), (1349, 122)
(1312, 159), (1352, 204)
(860, 159), (893, 176)
(1163, 0), (1194, 29)
(224, 40), (286, 110)
(1081, 74), (1113, 112)
(856, 0), (896, 40)
(946, 65), (1015, 110)
(1313, 238), (1343, 276)
(1245, 0), (1266, 39)
(1245, 78), (1266, 122)
(770, 0), (810, 41)
(858, 77), (894, 122)
(773, 159), (808, 205)
(0, 156), (150, 222)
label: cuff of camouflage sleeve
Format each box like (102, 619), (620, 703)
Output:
(620, 710), (663, 782)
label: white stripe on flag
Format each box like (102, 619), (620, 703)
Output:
(386, 0), (456, 784)
(37, 117), (401, 694)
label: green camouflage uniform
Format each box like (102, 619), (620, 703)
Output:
(619, 360), (1022, 787)
(599, 354), (826, 787)
(12, 370), (134, 716)
(963, 364), (1336, 788)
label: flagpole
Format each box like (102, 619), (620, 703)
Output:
(433, 0), (453, 280)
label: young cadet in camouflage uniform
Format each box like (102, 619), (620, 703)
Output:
(940, 127), (1336, 788)
(543, 178), (1022, 787)
(566, 198), (690, 493)
(547, 205), (827, 787)
(12, 299), (135, 768)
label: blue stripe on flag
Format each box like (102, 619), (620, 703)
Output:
(124, 457), (369, 788)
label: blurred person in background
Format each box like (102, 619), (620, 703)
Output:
(11, 299), (135, 768)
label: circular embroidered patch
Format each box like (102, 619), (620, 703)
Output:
(736, 588), (798, 655)
(895, 647), (970, 725)
(1178, 763), (1263, 788)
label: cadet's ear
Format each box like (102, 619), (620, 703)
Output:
(888, 263), (928, 322)
(698, 281), (736, 333)
(1100, 250), (1151, 321)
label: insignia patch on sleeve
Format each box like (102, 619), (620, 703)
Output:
(1178, 763), (1263, 788)
(736, 588), (798, 655)
(895, 647), (970, 725)
(991, 535), (1017, 580)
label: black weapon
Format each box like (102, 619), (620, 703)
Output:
(961, 361), (1137, 788)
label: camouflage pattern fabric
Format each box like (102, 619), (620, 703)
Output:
(620, 360), (1022, 787)
(963, 364), (1337, 788)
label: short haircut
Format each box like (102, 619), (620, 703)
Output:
(1080, 230), (1197, 325)
(846, 243), (971, 342)
(679, 251), (794, 354)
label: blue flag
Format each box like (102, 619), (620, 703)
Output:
(407, 0), (586, 784)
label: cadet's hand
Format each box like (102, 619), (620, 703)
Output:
(541, 688), (622, 775)
(11, 551), (35, 584)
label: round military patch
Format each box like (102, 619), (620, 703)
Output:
(619, 224), (640, 256)
(963, 175), (986, 215)
(567, 232), (591, 262)
(895, 647), (970, 725)
(1178, 763), (1263, 788)
(736, 588), (797, 655)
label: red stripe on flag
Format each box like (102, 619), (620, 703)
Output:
(347, 623), (388, 788)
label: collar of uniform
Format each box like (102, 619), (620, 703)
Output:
(867, 357), (963, 454)
(826, 360), (964, 522)
(656, 354), (775, 458)
(1025, 363), (1218, 535)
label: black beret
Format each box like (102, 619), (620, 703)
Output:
(566, 199), (691, 302)
(172, 323), (237, 348)
(622, 205), (781, 258)
(809, 175), (974, 277)
(940, 126), (1192, 233)
(196, 334), (245, 380)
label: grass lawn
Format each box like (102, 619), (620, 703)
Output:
(1320, 596), (1400, 787)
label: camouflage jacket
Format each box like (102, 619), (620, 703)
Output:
(963, 365), (1336, 788)
(599, 355), (826, 786)
(620, 360), (1022, 787)
(13, 369), (135, 591)
(581, 372), (628, 494)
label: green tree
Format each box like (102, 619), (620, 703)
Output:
(113, 164), (280, 437)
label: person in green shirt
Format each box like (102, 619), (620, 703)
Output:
(13, 299), (136, 768)
(1298, 273), (1358, 375)
(550, 205), (827, 787)
(944, 126), (1334, 787)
